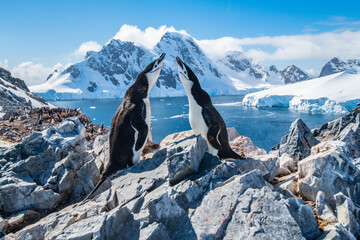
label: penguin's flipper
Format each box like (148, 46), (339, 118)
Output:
(207, 124), (222, 150)
(131, 116), (148, 151)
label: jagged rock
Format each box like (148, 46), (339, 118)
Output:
(275, 174), (298, 197)
(166, 135), (208, 186)
(312, 105), (360, 158)
(0, 117), (100, 216)
(274, 118), (318, 161)
(230, 135), (267, 158)
(139, 222), (170, 240)
(286, 198), (321, 239)
(316, 191), (337, 222)
(334, 193), (360, 237)
(159, 130), (194, 149)
(276, 153), (296, 177)
(318, 223), (357, 240)
(223, 186), (305, 240)
(190, 170), (269, 239)
(227, 127), (240, 141)
(298, 146), (360, 209)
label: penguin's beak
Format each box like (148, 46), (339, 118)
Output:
(176, 56), (184, 69)
(158, 53), (165, 63)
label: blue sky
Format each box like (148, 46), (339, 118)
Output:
(1, 0), (360, 85)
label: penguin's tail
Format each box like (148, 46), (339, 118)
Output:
(81, 175), (107, 204)
(219, 148), (245, 160)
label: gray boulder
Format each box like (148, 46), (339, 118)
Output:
(274, 118), (318, 161)
(312, 105), (360, 158)
(318, 223), (356, 240)
(316, 191), (337, 222)
(286, 198), (321, 239)
(0, 117), (100, 217)
(223, 187), (305, 240)
(166, 135), (208, 186)
(298, 146), (360, 209)
(334, 192), (360, 237)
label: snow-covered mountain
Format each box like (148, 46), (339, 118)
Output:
(30, 31), (312, 100)
(0, 67), (52, 118)
(242, 66), (360, 113)
(319, 57), (359, 77)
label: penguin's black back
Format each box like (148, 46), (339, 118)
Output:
(187, 67), (243, 160)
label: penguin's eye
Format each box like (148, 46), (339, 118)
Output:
(155, 64), (158, 68)
(184, 71), (187, 74)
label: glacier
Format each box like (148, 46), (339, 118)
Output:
(242, 66), (360, 113)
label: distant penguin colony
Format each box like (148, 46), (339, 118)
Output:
(176, 57), (244, 160)
(83, 53), (166, 201)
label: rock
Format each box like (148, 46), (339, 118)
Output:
(5, 210), (40, 234)
(316, 191), (337, 222)
(275, 118), (318, 161)
(286, 198), (321, 239)
(276, 153), (296, 177)
(0, 127), (327, 239)
(226, 127), (240, 142)
(230, 135), (267, 158)
(298, 146), (360, 208)
(0, 215), (5, 232)
(318, 223), (357, 240)
(312, 105), (360, 158)
(166, 135), (208, 186)
(275, 174), (298, 197)
(159, 130), (194, 149)
(139, 222), (170, 240)
(0, 117), (100, 215)
(224, 187), (305, 240)
(334, 192), (360, 237)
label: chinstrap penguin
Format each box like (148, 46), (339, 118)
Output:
(83, 53), (166, 202)
(176, 56), (244, 160)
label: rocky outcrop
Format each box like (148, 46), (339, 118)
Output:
(273, 118), (318, 161)
(273, 105), (360, 238)
(312, 104), (360, 158)
(2, 116), (328, 239)
(2, 105), (360, 239)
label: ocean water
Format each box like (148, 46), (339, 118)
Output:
(49, 95), (344, 151)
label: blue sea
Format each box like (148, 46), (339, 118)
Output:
(49, 95), (344, 151)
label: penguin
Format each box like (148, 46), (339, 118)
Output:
(83, 53), (166, 202)
(176, 56), (244, 160)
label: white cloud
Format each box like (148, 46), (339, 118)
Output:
(0, 60), (70, 86)
(197, 31), (360, 61)
(306, 68), (320, 77)
(74, 41), (102, 58)
(196, 37), (243, 59)
(111, 24), (188, 49)
(0, 59), (9, 69)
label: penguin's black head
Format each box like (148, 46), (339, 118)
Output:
(144, 53), (165, 74)
(141, 53), (165, 87)
(176, 57), (199, 90)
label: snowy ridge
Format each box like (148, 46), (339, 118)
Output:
(242, 66), (360, 113)
(30, 31), (312, 100)
(0, 67), (53, 117)
(319, 57), (359, 77)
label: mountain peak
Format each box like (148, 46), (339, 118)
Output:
(281, 65), (311, 84)
(319, 57), (359, 77)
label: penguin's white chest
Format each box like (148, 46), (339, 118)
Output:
(188, 96), (219, 156)
(143, 98), (151, 128)
(132, 98), (151, 164)
(188, 97), (208, 138)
